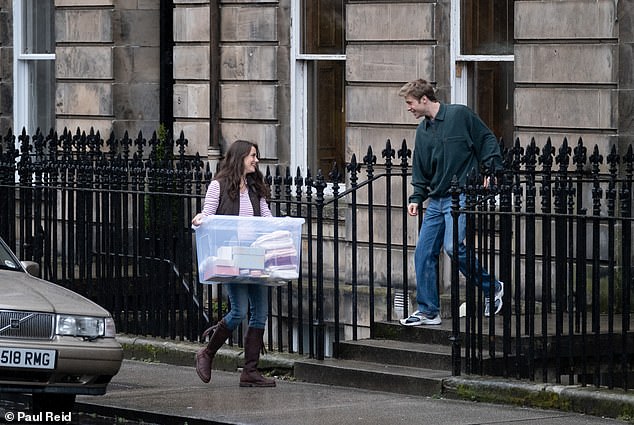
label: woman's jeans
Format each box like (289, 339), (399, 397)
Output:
(223, 283), (268, 331)
(414, 195), (498, 317)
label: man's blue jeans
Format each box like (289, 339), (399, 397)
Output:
(414, 195), (498, 317)
(223, 283), (268, 331)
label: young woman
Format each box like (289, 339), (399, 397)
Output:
(192, 139), (275, 387)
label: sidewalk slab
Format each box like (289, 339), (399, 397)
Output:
(85, 335), (633, 424)
(77, 360), (626, 425)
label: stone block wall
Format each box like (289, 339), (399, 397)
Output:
(55, 2), (114, 135)
(173, 1), (210, 154)
(345, 1), (438, 154)
(55, 0), (160, 139)
(217, 1), (282, 164)
(112, 1), (160, 138)
(514, 0), (620, 156)
(4, 0), (629, 169)
(171, 0), (286, 163)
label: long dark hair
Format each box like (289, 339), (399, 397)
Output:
(214, 140), (270, 201)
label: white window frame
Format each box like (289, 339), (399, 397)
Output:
(290, 0), (345, 175)
(13, 0), (56, 136)
(450, 0), (514, 106)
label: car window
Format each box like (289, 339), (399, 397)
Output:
(0, 242), (21, 271)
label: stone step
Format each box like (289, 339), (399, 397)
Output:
(293, 357), (449, 397)
(373, 321), (457, 346)
(335, 339), (453, 371)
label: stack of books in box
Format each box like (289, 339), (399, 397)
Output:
(194, 215), (305, 285)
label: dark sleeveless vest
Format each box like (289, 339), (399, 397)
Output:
(215, 176), (261, 217)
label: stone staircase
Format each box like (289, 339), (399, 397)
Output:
(293, 310), (634, 396)
(293, 321), (456, 396)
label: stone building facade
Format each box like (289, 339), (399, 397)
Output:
(1, 0), (631, 171)
(0, 0), (631, 333)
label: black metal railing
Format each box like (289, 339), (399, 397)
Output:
(452, 136), (634, 390)
(0, 128), (415, 353)
(1, 128), (632, 390)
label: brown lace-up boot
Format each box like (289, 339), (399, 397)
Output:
(195, 319), (232, 383)
(239, 327), (276, 387)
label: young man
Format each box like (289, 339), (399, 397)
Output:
(398, 79), (504, 326)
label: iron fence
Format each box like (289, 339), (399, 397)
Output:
(1, 128), (633, 390)
(0, 127), (415, 355)
(452, 137), (634, 390)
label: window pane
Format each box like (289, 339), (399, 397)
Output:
(302, 0), (344, 54)
(467, 62), (514, 146)
(28, 60), (55, 134)
(306, 61), (345, 173)
(461, 0), (513, 55)
(22, 0), (55, 54)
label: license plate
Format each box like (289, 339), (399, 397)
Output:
(0, 348), (56, 369)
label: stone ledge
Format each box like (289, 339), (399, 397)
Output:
(116, 334), (298, 375)
(442, 375), (634, 422)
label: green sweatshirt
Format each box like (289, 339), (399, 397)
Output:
(409, 103), (503, 205)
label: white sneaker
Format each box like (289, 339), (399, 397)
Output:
(484, 281), (504, 317)
(399, 311), (442, 326)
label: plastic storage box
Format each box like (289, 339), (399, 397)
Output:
(193, 215), (305, 285)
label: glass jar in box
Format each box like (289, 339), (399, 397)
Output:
(193, 215), (305, 285)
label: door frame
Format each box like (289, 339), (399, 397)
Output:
(290, 0), (346, 175)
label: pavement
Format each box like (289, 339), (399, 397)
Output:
(62, 335), (634, 425)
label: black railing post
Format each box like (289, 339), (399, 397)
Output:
(284, 166), (295, 353)
(590, 144), (604, 387)
(524, 139), (538, 381)
(382, 140), (395, 321)
(573, 138), (587, 333)
(272, 165), (283, 351)
(464, 171), (478, 374)
(571, 139), (587, 384)
(363, 146), (377, 337)
(554, 138), (571, 383)
(32, 131), (45, 270)
(511, 138), (524, 379)
(486, 163), (498, 358)
(346, 155), (360, 341)
(606, 145), (620, 389)
(538, 138), (554, 382)
(75, 129), (88, 279)
(620, 145), (633, 391)
(499, 149), (513, 377)
(17, 128), (32, 261)
(314, 170), (327, 360)
(450, 176), (461, 376)
(305, 169), (315, 358)
(294, 167), (305, 355)
(397, 140), (411, 319)
(330, 162), (342, 351)
(41, 130), (55, 282)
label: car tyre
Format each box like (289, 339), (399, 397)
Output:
(31, 393), (76, 413)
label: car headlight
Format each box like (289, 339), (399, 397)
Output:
(56, 315), (113, 339)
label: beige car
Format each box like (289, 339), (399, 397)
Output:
(0, 237), (123, 412)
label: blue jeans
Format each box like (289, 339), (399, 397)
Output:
(414, 195), (498, 317)
(222, 283), (268, 331)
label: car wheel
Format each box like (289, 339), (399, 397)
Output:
(31, 393), (76, 413)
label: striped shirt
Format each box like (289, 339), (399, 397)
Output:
(201, 179), (272, 218)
